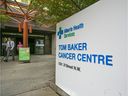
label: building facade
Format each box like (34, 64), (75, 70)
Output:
(0, 21), (56, 56)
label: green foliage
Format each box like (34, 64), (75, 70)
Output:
(21, 0), (30, 4)
(0, 0), (98, 25)
(30, 0), (98, 25)
(0, 14), (10, 23)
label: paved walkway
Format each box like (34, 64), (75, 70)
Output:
(16, 87), (58, 96)
(0, 55), (58, 96)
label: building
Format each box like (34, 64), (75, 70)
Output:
(0, 19), (56, 55)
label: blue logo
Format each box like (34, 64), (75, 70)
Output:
(57, 27), (63, 39)
(57, 23), (84, 39)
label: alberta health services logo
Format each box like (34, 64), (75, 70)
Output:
(57, 23), (84, 39)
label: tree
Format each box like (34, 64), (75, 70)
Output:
(30, 0), (98, 25)
(0, 0), (98, 25)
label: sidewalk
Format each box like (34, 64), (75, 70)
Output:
(16, 87), (59, 96)
(0, 55), (58, 96)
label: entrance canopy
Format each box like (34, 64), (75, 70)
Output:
(0, 0), (98, 27)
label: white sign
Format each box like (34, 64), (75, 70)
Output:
(56, 0), (127, 96)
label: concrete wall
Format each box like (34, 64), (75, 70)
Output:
(52, 33), (56, 55)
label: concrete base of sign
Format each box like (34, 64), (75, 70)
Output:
(49, 82), (69, 96)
